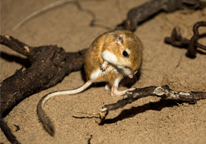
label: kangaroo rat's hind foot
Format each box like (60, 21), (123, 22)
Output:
(111, 86), (136, 96)
(111, 86), (127, 96)
(105, 83), (111, 91)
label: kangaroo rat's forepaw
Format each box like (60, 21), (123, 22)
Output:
(101, 61), (108, 71)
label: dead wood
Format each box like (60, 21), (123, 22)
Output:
(0, 119), (20, 144)
(1, 0), (206, 143)
(79, 85), (206, 124)
(0, 35), (86, 118)
(0, 35), (87, 143)
(115, 0), (206, 31)
(164, 21), (206, 58)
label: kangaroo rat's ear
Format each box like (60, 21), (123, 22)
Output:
(117, 34), (125, 45)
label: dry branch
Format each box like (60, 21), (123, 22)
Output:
(165, 21), (206, 58)
(80, 85), (206, 124)
(115, 0), (206, 31)
(1, 0), (206, 143)
(0, 35), (87, 143)
(0, 119), (20, 144)
(0, 35), (86, 117)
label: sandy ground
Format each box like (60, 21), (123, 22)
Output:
(1, 0), (206, 143)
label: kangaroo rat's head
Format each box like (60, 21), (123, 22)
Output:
(102, 30), (143, 78)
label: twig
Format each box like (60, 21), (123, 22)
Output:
(186, 21), (206, 57)
(87, 135), (93, 144)
(80, 85), (206, 124)
(164, 21), (206, 58)
(0, 118), (21, 144)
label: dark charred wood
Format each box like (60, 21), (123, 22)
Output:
(0, 35), (87, 143)
(0, 35), (87, 118)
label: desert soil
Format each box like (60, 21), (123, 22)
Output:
(1, 0), (206, 144)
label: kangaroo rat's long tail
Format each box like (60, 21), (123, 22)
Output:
(37, 81), (92, 136)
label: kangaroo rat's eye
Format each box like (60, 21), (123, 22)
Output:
(122, 51), (129, 57)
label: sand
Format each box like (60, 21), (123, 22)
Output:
(1, 0), (206, 143)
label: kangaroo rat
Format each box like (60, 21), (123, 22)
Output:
(37, 30), (143, 136)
